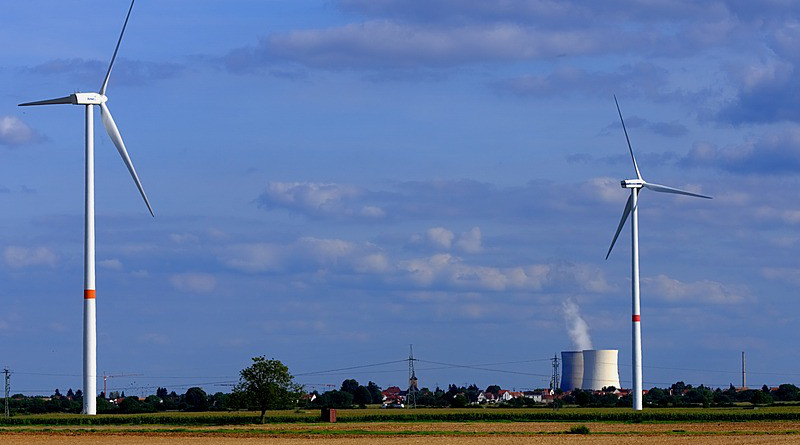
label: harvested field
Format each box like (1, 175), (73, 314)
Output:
(1, 433), (799, 444)
(2, 420), (800, 444)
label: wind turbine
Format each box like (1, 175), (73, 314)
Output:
(605, 96), (710, 411)
(19, 0), (152, 415)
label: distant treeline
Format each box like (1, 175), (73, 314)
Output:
(4, 380), (800, 415)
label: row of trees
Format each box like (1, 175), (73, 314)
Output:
(7, 357), (800, 416)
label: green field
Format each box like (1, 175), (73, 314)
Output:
(4, 406), (800, 426)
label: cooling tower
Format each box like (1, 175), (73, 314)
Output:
(560, 351), (584, 392)
(581, 349), (621, 391)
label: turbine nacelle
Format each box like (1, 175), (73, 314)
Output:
(73, 92), (108, 105)
(621, 179), (644, 189)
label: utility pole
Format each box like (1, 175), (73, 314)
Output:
(407, 344), (418, 408)
(3, 368), (10, 417)
(550, 354), (560, 393)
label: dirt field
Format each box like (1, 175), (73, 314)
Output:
(3, 421), (800, 444)
(1, 433), (798, 445)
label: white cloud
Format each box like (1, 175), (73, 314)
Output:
(762, 267), (800, 287)
(456, 227), (482, 253)
(0, 116), (42, 146)
(427, 227), (454, 249)
(258, 181), (372, 219)
(399, 254), (606, 293)
(230, 21), (619, 71)
(169, 273), (217, 294)
(642, 274), (747, 304)
(3, 246), (57, 268)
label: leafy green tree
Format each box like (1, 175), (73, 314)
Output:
(450, 393), (468, 408)
(750, 390), (773, 406)
(775, 384), (800, 401)
(340, 379), (359, 395)
(574, 389), (590, 407)
(96, 396), (115, 414)
(367, 381), (383, 404)
(184, 387), (209, 411)
(353, 385), (372, 408)
(313, 390), (353, 409)
(234, 356), (302, 423)
(485, 385), (501, 395)
(119, 396), (156, 413)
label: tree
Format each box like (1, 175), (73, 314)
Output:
(450, 393), (468, 408)
(234, 356), (302, 423)
(184, 387), (208, 411)
(367, 381), (383, 404)
(353, 385), (372, 408)
(775, 384), (800, 401)
(340, 379), (359, 395)
(750, 390), (773, 406)
(574, 389), (590, 407)
(485, 385), (501, 395)
(156, 387), (169, 399)
(314, 390), (353, 409)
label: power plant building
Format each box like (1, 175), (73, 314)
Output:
(560, 349), (621, 391)
(560, 351), (584, 392)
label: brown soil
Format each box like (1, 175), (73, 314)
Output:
(0, 433), (797, 445)
(2, 421), (800, 444)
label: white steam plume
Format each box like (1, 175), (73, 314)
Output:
(562, 299), (593, 350)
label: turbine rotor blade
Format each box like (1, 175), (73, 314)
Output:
(99, 0), (136, 96)
(614, 95), (642, 180)
(19, 96), (74, 106)
(643, 182), (712, 199)
(606, 194), (633, 260)
(99, 102), (154, 216)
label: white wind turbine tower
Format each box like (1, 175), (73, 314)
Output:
(605, 96), (710, 411)
(19, 0), (152, 415)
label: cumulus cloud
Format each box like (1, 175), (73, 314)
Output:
(642, 274), (747, 304)
(169, 273), (217, 294)
(225, 21), (621, 72)
(257, 181), (384, 220)
(456, 227), (482, 253)
(762, 267), (800, 287)
(336, 0), (729, 26)
(682, 129), (800, 174)
(0, 116), (43, 147)
(221, 234), (609, 294)
(3, 246), (57, 268)
(427, 227), (454, 249)
(399, 254), (609, 292)
(221, 237), (385, 274)
(257, 178), (655, 224)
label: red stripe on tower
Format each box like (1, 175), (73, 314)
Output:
(84, 289), (96, 299)
(632, 315), (640, 322)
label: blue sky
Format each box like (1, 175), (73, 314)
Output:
(2, 0), (800, 396)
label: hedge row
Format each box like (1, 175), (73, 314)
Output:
(3, 408), (800, 425)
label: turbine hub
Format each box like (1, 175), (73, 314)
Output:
(72, 92), (108, 105)
(621, 179), (644, 189)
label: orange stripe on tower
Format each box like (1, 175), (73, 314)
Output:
(84, 289), (96, 299)
(632, 315), (640, 322)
